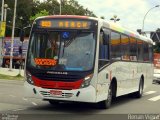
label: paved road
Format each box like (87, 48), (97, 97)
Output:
(0, 80), (160, 120)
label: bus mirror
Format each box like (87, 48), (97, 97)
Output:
(20, 30), (24, 42)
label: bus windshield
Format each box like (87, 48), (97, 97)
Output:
(27, 30), (96, 71)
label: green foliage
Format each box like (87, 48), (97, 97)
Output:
(153, 28), (160, 53)
(0, 74), (24, 80)
(156, 28), (160, 32)
(154, 43), (160, 53)
(33, 0), (96, 17)
(100, 16), (105, 19)
(4, 0), (35, 36)
(3, 0), (96, 37)
(30, 10), (49, 21)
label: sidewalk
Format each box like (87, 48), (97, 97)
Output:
(0, 67), (24, 77)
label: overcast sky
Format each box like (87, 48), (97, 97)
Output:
(77, 0), (160, 32)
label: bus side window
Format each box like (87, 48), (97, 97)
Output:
(98, 28), (110, 69)
(137, 40), (143, 61)
(130, 37), (137, 61)
(148, 44), (153, 62)
(121, 35), (130, 61)
(143, 42), (149, 62)
(111, 31), (121, 60)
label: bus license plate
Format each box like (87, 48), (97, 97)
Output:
(50, 90), (62, 96)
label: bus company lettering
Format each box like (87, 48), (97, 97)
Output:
(34, 58), (57, 66)
(46, 71), (68, 75)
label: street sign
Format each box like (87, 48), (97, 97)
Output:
(150, 32), (160, 42)
(0, 21), (6, 37)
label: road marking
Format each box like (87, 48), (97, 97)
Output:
(31, 102), (38, 106)
(22, 97), (28, 101)
(13, 108), (26, 111)
(148, 95), (160, 101)
(143, 91), (156, 96)
(9, 95), (16, 98)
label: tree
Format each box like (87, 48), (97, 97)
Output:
(5, 0), (35, 37)
(30, 10), (49, 21)
(100, 16), (105, 19)
(156, 28), (160, 32)
(33, 0), (96, 16)
(154, 43), (160, 53)
(63, 0), (96, 16)
(4, 0), (96, 37)
(154, 28), (160, 53)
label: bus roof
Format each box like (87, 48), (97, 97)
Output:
(35, 15), (153, 44)
(36, 15), (90, 19)
(100, 19), (153, 44)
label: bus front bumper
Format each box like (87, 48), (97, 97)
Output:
(24, 81), (97, 103)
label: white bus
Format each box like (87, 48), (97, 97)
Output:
(24, 15), (153, 109)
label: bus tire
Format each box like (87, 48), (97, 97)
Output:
(49, 100), (60, 105)
(98, 84), (112, 109)
(134, 77), (144, 98)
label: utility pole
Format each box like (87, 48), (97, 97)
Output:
(4, 4), (9, 22)
(142, 5), (159, 34)
(1, 0), (4, 22)
(9, 0), (17, 71)
(0, 0), (4, 67)
(58, 0), (61, 15)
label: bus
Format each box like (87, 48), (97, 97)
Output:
(24, 15), (153, 109)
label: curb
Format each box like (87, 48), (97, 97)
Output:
(0, 79), (24, 85)
(0, 68), (24, 77)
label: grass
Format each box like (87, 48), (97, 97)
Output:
(0, 73), (24, 80)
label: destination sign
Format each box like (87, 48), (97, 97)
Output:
(38, 19), (92, 29)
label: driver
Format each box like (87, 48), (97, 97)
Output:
(45, 34), (58, 59)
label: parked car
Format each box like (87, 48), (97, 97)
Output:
(153, 69), (160, 84)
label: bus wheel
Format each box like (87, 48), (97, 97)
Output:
(98, 85), (112, 109)
(49, 100), (60, 105)
(134, 78), (144, 98)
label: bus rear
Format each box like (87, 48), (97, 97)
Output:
(24, 15), (98, 103)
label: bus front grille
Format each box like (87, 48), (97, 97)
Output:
(40, 91), (73, 98)
(33, 73), (82, 82)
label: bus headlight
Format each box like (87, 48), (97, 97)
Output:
(81, 74), (93, 88)
(26, 71), (34, 85)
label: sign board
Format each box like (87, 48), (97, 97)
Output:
(4, 37), (29, 57)
(150, 32), (160, 42)
(37, 19), (92, 29)
(0, 21), (6, 37)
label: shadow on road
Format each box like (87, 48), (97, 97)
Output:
(25, 93), (139, 114)
(28, 102), (99, 114)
